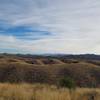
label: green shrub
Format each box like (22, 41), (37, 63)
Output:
(59, 77), (76, 89)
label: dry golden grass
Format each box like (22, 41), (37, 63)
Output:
(0, 83), (99, 100)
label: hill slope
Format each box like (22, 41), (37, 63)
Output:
(0, 54), (99, 87)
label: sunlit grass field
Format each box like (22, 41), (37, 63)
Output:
(0, 83), (99, 100)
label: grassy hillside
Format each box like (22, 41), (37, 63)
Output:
(0, 83), (99, 100)
(0, 54), (99, 87)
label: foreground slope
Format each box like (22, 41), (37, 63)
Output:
(0, 83), (99, 100)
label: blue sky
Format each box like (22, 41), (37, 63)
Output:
(0, 0), (100, 54)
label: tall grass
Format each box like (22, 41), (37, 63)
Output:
(0, 83), (99, 100)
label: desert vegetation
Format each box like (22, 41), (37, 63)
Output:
(0, 54), (99, 100)
(59, 77), (76, 89)
(0, 83), (99, 100)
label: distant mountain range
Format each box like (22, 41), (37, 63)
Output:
(1, 53), (100, 61)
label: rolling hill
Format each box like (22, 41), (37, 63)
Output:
(0, 54), (99, 87)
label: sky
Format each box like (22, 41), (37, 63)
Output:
(0, 0), (100, 54)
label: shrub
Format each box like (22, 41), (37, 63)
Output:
(59, 77), (76, 89)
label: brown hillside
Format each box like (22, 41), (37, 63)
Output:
(0, 56), (100, 87)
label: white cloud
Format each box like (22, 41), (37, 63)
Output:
(0, 0), (100, 54)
